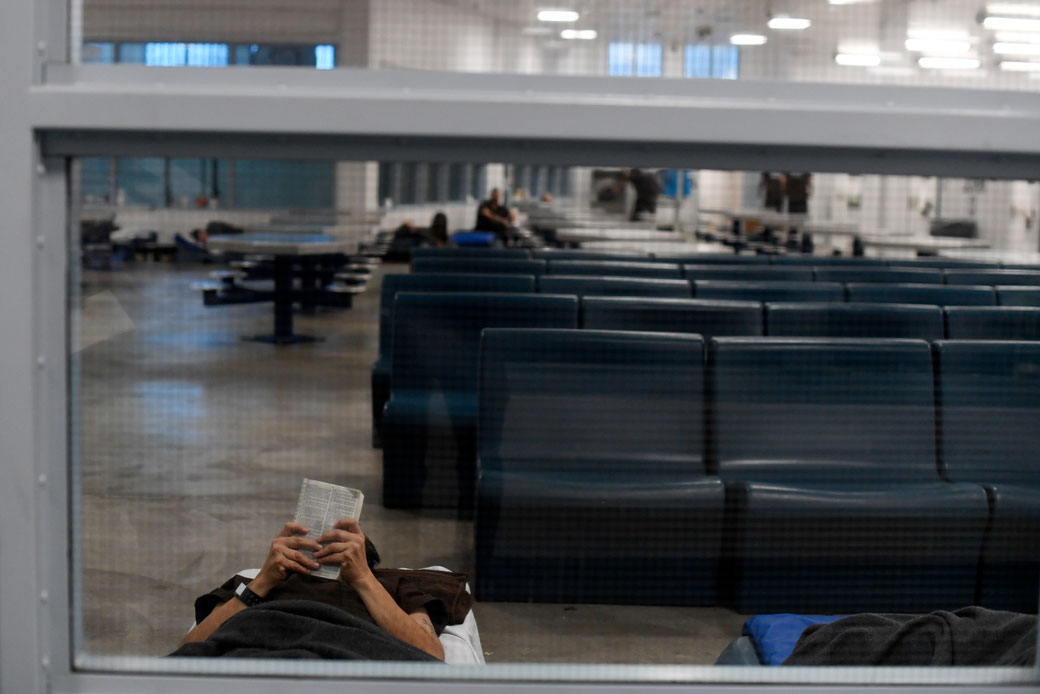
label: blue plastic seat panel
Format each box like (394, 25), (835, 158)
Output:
(945, 269), (1040, 286)
(846, 282), (995, 306)
(410, 257), (547, 275)
(765, 302), (944, 340)
(997, 287), (1040, 306)
(814, 267), (943, 284)
(382, 293), (578, 509)
(581, 297), (763, 337)
(944, 307), (1040, 340)
(683, 265), (814, 282)
(694, 281), (844, 303)
(539, 275), (692, 298)
(547, 260), (682, 278)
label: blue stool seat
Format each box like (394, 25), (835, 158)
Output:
(451, 231), (498, 247)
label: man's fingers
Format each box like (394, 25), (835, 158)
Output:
(291, 550), (320, 570)
(314, 541), (356, 559)
(333, 517), (361, 532)
(278, 535), (322, 552)
(279, 522), (309, 537)
(281, 558), (313, 576)
(315, 529), (348, 545)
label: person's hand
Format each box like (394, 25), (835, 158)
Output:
(314, 518), (372, 587)
(250, 522), (321, 597)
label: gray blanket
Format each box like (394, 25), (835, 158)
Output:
(170, 600), (440, 662)
(783, 607), (1036, 666)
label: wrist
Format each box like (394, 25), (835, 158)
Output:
(247, 576), (275, 598)
(348, 569), (378, 591)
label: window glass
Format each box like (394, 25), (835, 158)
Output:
(233, 160), (334, 208)
(115, 157), (165, 206)
(80, 157), (112, 204)
(447, 163), (466, 201)
(82, 42), (115, 64)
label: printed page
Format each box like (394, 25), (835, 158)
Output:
(292, 478), (365, 580)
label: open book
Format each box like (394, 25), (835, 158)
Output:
(292, 478), (365, 580)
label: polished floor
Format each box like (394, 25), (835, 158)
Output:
(77, 260), (746, 664)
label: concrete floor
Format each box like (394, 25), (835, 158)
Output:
(76, 261), (746, 663)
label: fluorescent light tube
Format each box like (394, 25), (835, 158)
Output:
(994, 41), (1040, 53)
(768, 17), (812, 30)
(730, 34), (767, 45)
(986, 3), (1040, 17)
(918, 56), (981, 68)
(835, 52), (881, 66)
(984, 16), (1040, 31)
(537, 9), (579, 22)
(1000, 59), (1040, 69)
(560, 29), (597, 39)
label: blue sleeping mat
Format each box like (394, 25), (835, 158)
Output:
(717, 614), (845, 665)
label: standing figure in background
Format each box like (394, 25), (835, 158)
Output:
(628, 168), (660, 222)
(759, 172), (783, 212)
(784, 172), (812, 214)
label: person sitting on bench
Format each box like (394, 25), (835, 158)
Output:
(474, 188), (515, 241)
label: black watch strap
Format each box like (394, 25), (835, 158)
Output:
(234, 582), (265, 607)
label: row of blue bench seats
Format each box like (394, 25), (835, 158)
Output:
(379, 293), (1040, 513)
(473, 330), (1040, 614)
(371, 275), (1040, 445)
(412, 245), (1040, 270)
(411, 256), (1040, 287)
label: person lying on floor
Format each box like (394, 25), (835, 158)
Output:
(170, 518), (471, 661)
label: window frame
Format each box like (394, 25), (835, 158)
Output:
(5, 1), (1040, 691)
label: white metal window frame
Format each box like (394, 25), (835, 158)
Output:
(3, 1), (1040, 692)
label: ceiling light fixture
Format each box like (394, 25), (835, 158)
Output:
(994, 40), (1040, 53)
(730, 34), (767, 45)
(522, 26), (554, 36)
(767, 17), (812, 30)
(1000, 59), (1040, 69)
(918, 56), (981, 69)
(904, 38), (972, 53)
(537, 9), (579, 22)
(983, 16), (1040, 31)
(835, 52), (881, 66)
(560, 29), (597, 40)
(986, 3), (1040, 17)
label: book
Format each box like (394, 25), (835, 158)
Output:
(292, 478), (365, 580)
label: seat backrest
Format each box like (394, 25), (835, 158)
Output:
(531, 249), (650, 262)
(582, 297), (763, 337)
(846, 282), (995, 306)
(765, 302), (944, 340)
(547, 260), (682, 278)
(944, 307), (1040, 340)
(771, 256), (886, 266)
(944, 269), (1040, 287)
(935, 340), (1040, 486)
(539, 275), (692, 298)
(410, 257), (547, 275)
(694, 280), (844, 302)
(886, 258), (999, 269)
(390, 293), (578, 394)
(997, 286), (1040, 307)
(683, 265), (814, 282)
(653, 253), (771, 265)
(411, 247), (530, 259)
(814, 267), (943, 284)
(479, 328), (707, 477)
(710, 337), (938, 484)
(378, 273), (536, 361)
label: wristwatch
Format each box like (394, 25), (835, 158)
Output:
(234, 582), (265, 608)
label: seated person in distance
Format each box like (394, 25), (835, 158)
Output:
(474, 188), (515, 237)
(176, 518), (470, 661)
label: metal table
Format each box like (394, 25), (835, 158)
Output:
(207, 233), (353, 344)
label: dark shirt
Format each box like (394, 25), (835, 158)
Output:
(475, 200), (510, 232)
(194, 568), (473, 636)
